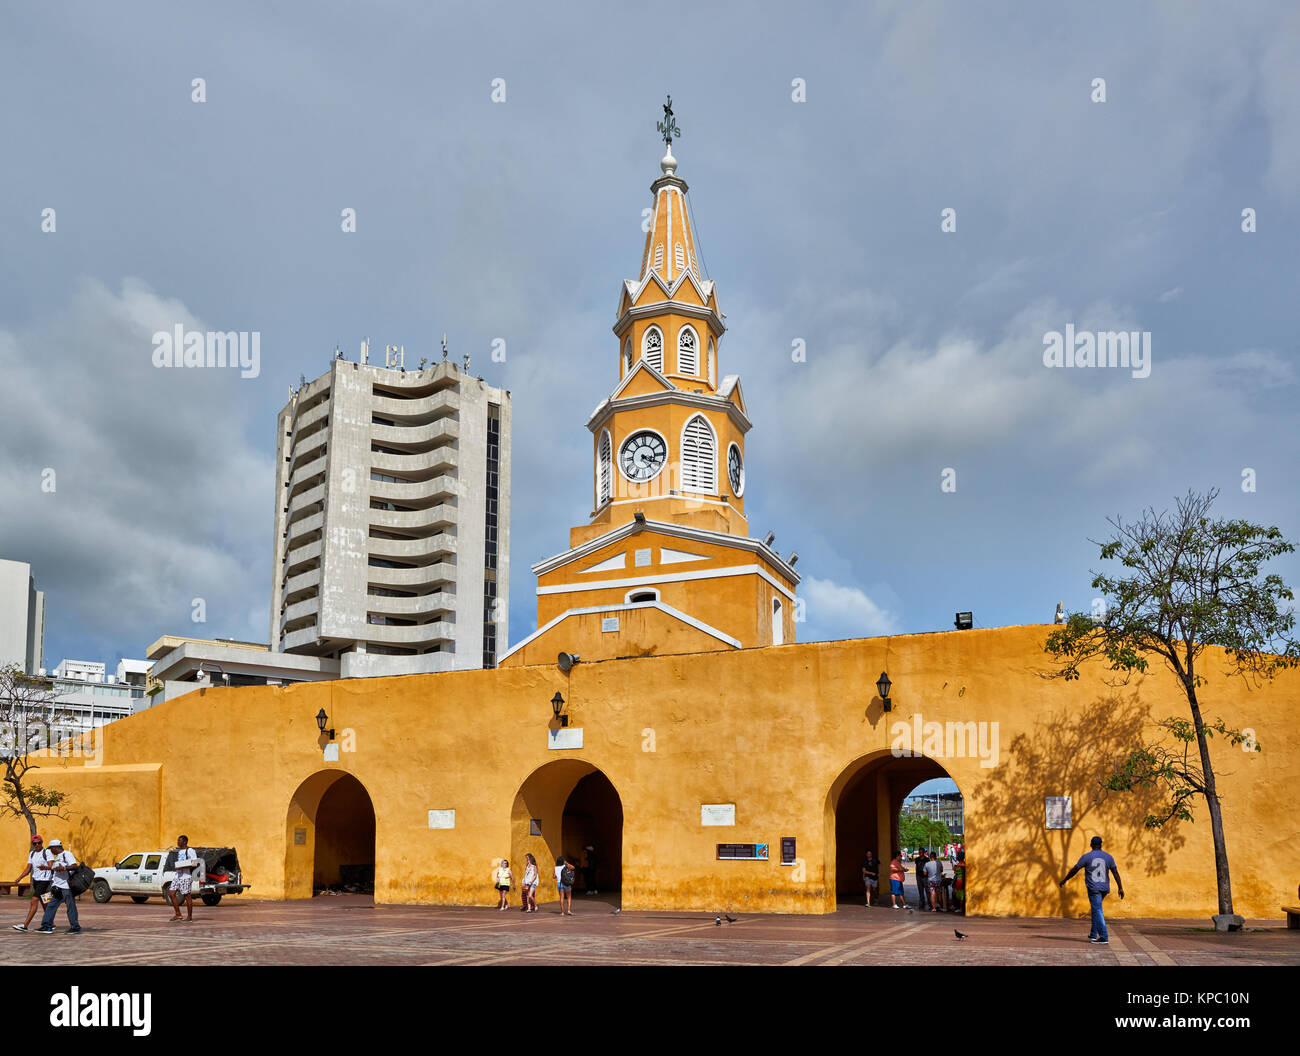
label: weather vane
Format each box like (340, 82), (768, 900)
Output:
(656, 95), (680, 148)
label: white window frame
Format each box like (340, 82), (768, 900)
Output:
(623, 338), (632, 378)
(708, 338), (716, 387)
(677, 325), (699, 376)
(772, 597), (784, 645)
(642, 326), (664, 371)
(596, 429), (612, 507)
(679, 413), (717, 495)
(625, 588), (660, 603)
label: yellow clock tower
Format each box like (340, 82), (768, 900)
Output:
(499, 102), (799, 666)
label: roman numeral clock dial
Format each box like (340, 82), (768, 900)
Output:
(620, 431), (667, 482)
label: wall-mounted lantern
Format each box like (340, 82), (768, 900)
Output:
(551, 692), (568, 728)
(315, 708), (335, 741)
(876, 671), (893, 713)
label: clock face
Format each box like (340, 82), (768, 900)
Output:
(728, 443), (744, 496)
(620, 431), (668, 482)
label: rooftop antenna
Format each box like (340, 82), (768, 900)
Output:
(463, 352), (471, 372)
(441, 333), (449, 361)
(361, 337), (370, 365)
(334, 343), (342, 360)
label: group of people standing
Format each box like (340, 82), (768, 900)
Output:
(11, 834), (81, 933)
(861, 848), (966, 914)
(493, 847), (601, 916)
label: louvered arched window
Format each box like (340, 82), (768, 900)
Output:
(642, 326), (663, 371)
(675, 243), (685, 272)
(597, 430), (612, 507)
(623, 338), (632, 377)
(707, 338), (716, 386)
(680, 414), (717, 494)
(653, 244), (664, 272)
(677, 326), (698, 376)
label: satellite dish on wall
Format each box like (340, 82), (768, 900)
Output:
(557, 652), (581, 673)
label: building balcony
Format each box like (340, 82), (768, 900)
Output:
(368, 502), (458, 535)
(367, 533), (457, 564)
(370, 446), (457, 477)
(286, 484), (325, 521)
(280, 597), (321, 634)
(368, 474), (460, 508)
(371, 418), (459, 453)
(286, 512), (323, 548)
(282, 568), (321, 604)
(361, 621), (456, 647)
(366, 562), (456, 591)
(370, 389), (459, 425)
(284, 540), (322, 577)
(364, 591), (455, 620)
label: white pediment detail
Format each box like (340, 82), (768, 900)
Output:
(660, 548), (708, 565)
(580, 552), (627, 574)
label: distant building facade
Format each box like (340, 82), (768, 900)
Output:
(269, 349), (510, 676)
(0, 559), (45, 675)
(900, 791), (965, 836)
(144, 635), (342, 706)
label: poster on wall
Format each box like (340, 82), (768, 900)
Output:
(1045, 796), (1072, 829)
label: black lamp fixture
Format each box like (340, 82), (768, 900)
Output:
(876, 670), (893, 712)
(315, 708), (335, 741)
(551, 692), (568, 727)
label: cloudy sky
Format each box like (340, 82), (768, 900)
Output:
(2, 0), (1297, 675)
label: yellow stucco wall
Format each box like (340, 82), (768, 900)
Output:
(6, 626), (1296, 921)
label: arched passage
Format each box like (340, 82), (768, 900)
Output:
(284, 771), (376, 900)
(511, 761), (623, 905)
(825, 750), (964, 908)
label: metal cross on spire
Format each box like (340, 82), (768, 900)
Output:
(656, 95), (680, 148)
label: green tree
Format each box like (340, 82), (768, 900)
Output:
(0, 664), (73, 837)
(899, 813), (954, 852)
(1044, 489), (1298, 925)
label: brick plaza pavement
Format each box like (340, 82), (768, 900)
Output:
(4, 895), (1297, 966)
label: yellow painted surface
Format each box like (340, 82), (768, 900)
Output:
(5, 625), (1296, 920)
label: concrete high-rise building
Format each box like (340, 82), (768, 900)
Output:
(0, 559), (45, 675)
(269, 346), (510, 676)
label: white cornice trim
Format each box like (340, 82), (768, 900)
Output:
(614, 298), (723, 339)
(498, 599), (741, 664)
(530, 518), (800, 584)
(586, 389), (753, 435)
(535, 563), (797, 602)
(606, 495), (749, 524)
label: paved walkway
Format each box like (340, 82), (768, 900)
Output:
(6, 895), (1297, 966)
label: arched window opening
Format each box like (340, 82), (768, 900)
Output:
(642, 327), (663, 371)
(677, 327), (698, 376)
(597, 430), (612, 507)
(680, 414), (717, 494)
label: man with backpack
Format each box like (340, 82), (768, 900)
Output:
(36, 839), (81, 934)
(558, 856), (577, 916)
(11, 834), (53, 932)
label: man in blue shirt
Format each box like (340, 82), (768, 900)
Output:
(1060, 836), (1125, 944)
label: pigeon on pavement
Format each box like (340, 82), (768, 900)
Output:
(954, 929), (968, 940)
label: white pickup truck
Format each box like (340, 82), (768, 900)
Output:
(91, 846), (248, 907)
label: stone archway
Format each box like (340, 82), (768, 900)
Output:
(284, 771), (376, 900)
(511, 760), (623, 905)
(824, 750), (963, 906)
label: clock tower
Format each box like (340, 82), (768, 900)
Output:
(498, 102), (799, 667)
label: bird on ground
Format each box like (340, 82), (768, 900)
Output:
(954, 929), (968, 940)
(724, 914), (737, 923)
(611, 908), (620, 915)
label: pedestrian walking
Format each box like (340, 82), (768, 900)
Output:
(861, 849), (879, 907)
(36, 839), (80, 934)
(521, 853), (539, 912)
(167, 835), (200, 922)
(888, 850), (907, 909)
(924, 852), (944, 912)
(553, 855), (565, 903)
(951, 849), (967, 915)
(494, 859), (513, 910)
(558, 856), (577, 915)
(1060, 835), (1124, 943)
(11, 834), (53, 932)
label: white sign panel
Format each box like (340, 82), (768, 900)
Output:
(428, 809), (455, 830)
(1045, 796), (1072, 829)
(322, 742), (340, 762)
(602, 617), (620, 632)
(701, 803), (736, 826)
(548, 727), (584, 750)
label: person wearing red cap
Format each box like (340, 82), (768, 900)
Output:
(11, 834), (53, 933)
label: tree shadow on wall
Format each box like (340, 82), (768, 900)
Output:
(73, 816), (118, 870)
(977, 691), (1185, 918)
